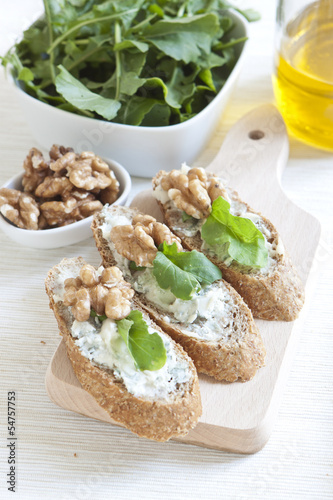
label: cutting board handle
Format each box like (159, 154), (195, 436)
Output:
(207, 104), (289, 208)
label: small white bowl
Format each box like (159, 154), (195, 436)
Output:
(12, 11), (248, 178)
(0, 158), (131, 249)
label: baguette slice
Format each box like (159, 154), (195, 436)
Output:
(91, 205), (266, 382)
(45, 257), (201, 442)
(152, 168), (305, 321)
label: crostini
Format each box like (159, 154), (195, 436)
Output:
(152, 165), (305, 321)
(45, 257), (202, 442)
(92, 206), (266, 382)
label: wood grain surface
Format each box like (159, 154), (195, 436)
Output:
(45, 105), (321, 454)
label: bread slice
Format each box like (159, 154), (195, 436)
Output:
(152, 168), (305, 321)
(45, 257), (202, 442)
(91, 205), (266, 382)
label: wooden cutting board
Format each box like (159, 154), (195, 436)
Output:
(45, 104), (321, 454)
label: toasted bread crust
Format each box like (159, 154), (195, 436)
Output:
(45, 257), (202, 442)
(92, 207), (266, 382)
(152, 172), (305, 322)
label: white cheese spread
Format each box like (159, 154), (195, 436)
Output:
(99, 207), (238, 342)
(71, 318), (191, 400)
(153, 168), (285, 275)
(53, 265), (191, 400)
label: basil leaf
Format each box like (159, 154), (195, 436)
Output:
(152, 242), (221, 300)
(55, 65), (121, 120)
(201, 197), (268, 268)
(116, 310), (167, 371)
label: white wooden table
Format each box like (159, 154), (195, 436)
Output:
(0, 1), (332, 499)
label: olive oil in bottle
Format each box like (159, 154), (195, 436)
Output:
(273, 1), (333, 150)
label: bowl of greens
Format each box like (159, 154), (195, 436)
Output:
(2, 1), (256, 177)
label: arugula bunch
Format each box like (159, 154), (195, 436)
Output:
(1, 0), (258, 126)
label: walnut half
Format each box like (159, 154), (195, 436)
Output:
(110, 213), (182, 267)
(0, 188), (40, 230)
(157, 167), (231, 219)
(63, 265), (134, 322)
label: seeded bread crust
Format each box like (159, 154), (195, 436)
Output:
(91, 206), (266, 382)
(152, 172), (305, 322)
(45, 257), (202, 442)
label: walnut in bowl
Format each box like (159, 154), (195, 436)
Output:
(0, 146), (131, 249)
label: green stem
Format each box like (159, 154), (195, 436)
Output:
(114, 21), (121, 101)
(129, 13), (157, 33)
(215, 36), (248, 51)
(12, 52), (23, 72)
(177, 1), (188, 17)
(43, 0), (56, 84)
(47, 9), (138, 55)
(67, 45), (106, 72)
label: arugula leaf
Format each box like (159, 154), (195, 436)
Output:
(18, 67), (34, 82)
(140, 103), (171, 126)
(114, 40), (149, 52)
(143, 14), (221, 64)
(198, 68), (216, 91)
(144, 72), (195, 109)
(182, 211), (193, 222)
(129, 261), (145, 271)
(116, 310), (167, 371)
(114, 96), (162, 125)
(152, 242), (222, 300)
(159, 242), (222, 285)
(201, 197), (268, 268)
(235, 8), (261, 23)
(153, 251), (201, 300)
(90, 309), (107, 322)
(55, 65), (121, 120)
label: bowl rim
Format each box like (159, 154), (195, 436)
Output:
(0, 157), (131, 236)
(11, 9), (248, 133)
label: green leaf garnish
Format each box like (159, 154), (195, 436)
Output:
(129, 261), (146, 271)
(201, 197), (268, 268)
(182, 211), (193, 222)
(116, 310), (167, 371)
(152, 242), (222, 300)
(153, 252), (200, 300)
(90, 309), (107, 322)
